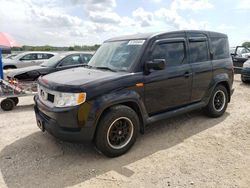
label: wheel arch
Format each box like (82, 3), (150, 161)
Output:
(3, 65), (17, 70)
(216, 81), (231, 102)
(93, 100), (146, 141)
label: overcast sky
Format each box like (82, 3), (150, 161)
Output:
(0, 0), (249, 47)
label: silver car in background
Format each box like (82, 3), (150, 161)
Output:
(3, 51), (57, 69)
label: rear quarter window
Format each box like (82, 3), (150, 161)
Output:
(211, 38), (230, 60)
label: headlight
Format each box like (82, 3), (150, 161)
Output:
(54, 92), (86, 108)
(243, 63), (250, 68)
(38, 84), (87, 108)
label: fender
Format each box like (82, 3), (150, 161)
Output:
(86, 89), (148, 135)
(203, 73), (232, 104)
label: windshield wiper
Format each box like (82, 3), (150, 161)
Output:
(82, 64), (93, 69)
(94, 66), (117, 72)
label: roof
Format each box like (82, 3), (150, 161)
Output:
(105, 30), (228, 42)
(15, 51), (58, 56)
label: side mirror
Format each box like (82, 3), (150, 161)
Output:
(146, 59), (166, 71)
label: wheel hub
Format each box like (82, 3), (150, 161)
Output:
(213, 90), (226, 112)
(107, 117), (134, 150)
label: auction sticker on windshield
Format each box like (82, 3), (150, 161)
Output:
(127, 40), (145, 45)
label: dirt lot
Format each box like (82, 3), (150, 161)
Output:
(0, 74), (250, 188)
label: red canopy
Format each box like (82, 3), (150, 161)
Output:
(0, 32), (22, 48)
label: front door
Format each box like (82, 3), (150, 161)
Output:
(144, 39), (192, 115)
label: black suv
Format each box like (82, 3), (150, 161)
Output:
(34, 30), (234, 157)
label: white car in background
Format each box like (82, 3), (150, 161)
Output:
(3, 51), (57, 69)
(230, 46), (250, 58)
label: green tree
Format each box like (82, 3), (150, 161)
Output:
(242, 42), (250, 48)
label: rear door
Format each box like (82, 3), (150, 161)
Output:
(187, 33), (213, 102)
(35, 53), (55, 66)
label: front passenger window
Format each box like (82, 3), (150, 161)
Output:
(151, 42), (185, 67)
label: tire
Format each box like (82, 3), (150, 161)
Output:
(95, 105), (139, 157)
(204, 85), (228, 118)
(1, 98), (15, 111)
(241, 75), (248, 83)
(9, 97), (19, 106)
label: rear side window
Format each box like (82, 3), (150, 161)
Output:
(151, 42), (185, 66)
(43, 53), (54, 59)
(21, 54), (37, 61)
(211, 38), (230, 60)
(81, 54), (93, 63)
(59, 54), (82, 67)
(37, 53), (54, 60)
(189, 41), (209, 63)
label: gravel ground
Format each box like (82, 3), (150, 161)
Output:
(0, 74), (250, 188)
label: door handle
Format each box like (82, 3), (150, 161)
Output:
(184, 72), (192, 78)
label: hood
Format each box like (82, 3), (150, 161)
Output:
(2, 58), (16, 64)
(7, 66), (44, 78)
(39, 67), (125, 92)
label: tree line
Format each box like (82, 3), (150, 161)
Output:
(11, 44), (101, 52)
(242, 42), (250, 48)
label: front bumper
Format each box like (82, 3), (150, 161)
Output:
(34, 95), (96, 142)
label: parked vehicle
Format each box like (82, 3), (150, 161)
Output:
(34, 30), (234, 157)
(3, 51), (57, 69)
(7, 52), (94, 81)
(231, 46), (250, 73)
(241, 59), (250, 83)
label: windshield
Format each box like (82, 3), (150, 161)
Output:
(6, 54), (17, 59)
(41, 54), (66, 67)
(88, 40), (145, 72)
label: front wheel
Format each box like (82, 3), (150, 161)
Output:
(204, 85), (228, 118)
(95, 105), (139, 157)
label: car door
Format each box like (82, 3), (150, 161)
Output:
(233, 46), (249, 69)
(19, 53), (38, 68)
(56, 54), (83, 71)
(187, 34), (213, 102)
(35, 53), (53, 66)
(144, 38), (192, 115)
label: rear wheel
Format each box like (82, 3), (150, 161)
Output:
(95, 105), (139, 157)
(241, 75), (248, 83)
(1, 98), (15, 111)
(204, 85), (228, 118)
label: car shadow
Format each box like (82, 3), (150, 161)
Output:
(0, 104), (34, 114)
(0, 110), (229, 188)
